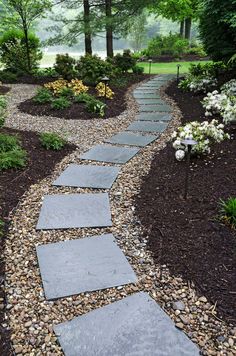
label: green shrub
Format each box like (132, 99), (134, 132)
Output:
(51, 97), (71, 110)
(33, 88), (53, 104)
(219, 197), (236, 228)
(76, 55), (114, 85)
(145, 34), (189, 57)
(0, 95), (7, 110)
(85, 97), (106, 117)
(132, 65), (144, 74)
(199, 0), (236, 61)
(0, 115), (5, 128)
(0, 29), (42, 73)
(33, 67), (58, 78)
(39, 132), (66, 150)
(186, 46), (207, 57)
(0, 70), (17, 83)
(0, 133), (20, 153)
(189, 62), (227, 78)
(113, 50), (136, 72)
(0, 149), (27, 170)
(110, 76), (129, 88)
(74, 92), (94, 103)
(54, 54), (77, 80)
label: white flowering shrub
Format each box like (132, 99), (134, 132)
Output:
(172, 119), (229, 160)
(178, 75), (217, 93)
(202, 80), (236, 123)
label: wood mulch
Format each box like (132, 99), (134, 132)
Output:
(0, 86), (11, 95)
(135, 81), (236, 325)
(0, 128), (76, 355)
(18, 74), (149, 120)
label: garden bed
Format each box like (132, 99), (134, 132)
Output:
(0, 128), (75, 355)
(135, 80), (236, 324)
(18, 74), (149, 120)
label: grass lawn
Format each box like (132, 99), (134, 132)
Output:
(137, 61), (211, 74)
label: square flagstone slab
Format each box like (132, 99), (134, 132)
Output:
(37, 234), (137, 300)
(136, 113), (172, 122)
(36, 193), (112, 230)
(139, 104), (172, 112)
(80, 144), (140, 164)
(126, 121), (168, 133)
(136, 98), (164, 105)
(53, 164), (120, 189)
(105, 132), (157, 147)
(133, 93), (161, 99)
(54, 292), (199, 356)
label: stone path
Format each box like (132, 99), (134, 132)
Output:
(35, 75), (199, 355)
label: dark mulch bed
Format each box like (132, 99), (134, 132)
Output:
(0, 128), (76, 355)
(135, 80), (236, 324)
(0, 86), (11, 95)
(18, 74), (149, 120)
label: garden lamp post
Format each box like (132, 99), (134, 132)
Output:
(148, 59), (153, 75)
(102, 76), (110, 117)
(181, 138), (197, 200)
(176, 64), (181, 84)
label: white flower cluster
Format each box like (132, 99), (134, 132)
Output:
(188, 76), (217, 93)
(202, 80), (236, 123)
(179, 75), (217, 93)
(172, 119), (229, 160)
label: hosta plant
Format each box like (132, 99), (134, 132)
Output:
(172, 119), (229, 160)
(40, 132), (66, 150)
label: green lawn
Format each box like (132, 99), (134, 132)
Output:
(137, 61), (211, 74)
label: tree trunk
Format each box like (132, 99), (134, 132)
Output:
(23, 22), (31, 73)
(83, 0), (92, 55)
(105, 0), (113, 58)
(184, 18), (192, 40)
(180, 21), (184, 38)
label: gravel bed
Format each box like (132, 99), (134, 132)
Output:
(4, 80), (236, 355)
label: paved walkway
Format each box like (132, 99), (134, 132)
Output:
(35, 75), (199, 355)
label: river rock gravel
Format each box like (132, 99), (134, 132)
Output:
(3, 79), (236, 355)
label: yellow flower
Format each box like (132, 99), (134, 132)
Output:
(96, 82), (114, 99)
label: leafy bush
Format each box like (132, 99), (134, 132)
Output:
(33, 88), (53, 104)
(178, 75), (217, 93)
(219, 197), (236, 228)
(85, 97), (106, 117)
(186, 46), (207, 57)
(132, 65), (144, 74)
(51, 97), (71, 110)
(0, 70), (17, 83)
(199, 0), (236, 61)
(0, 29), (42, 73)
(144, 34), (189, 57)
(39, 132), (66, 150)
(54, 54), (77, 80)
(189, 62), (227, 78)
(0, 133), (20, 152)
(0, 116), (5, 128)
(0, 133), (26, 170)
(58, 87), (74, 98)
(33, 67), (58, 78)
(113, 50), (136, 72)
(76, 55), (114, 85)
(110, 76), (129, 88)
(172, 119), (229, 159)
(0, 149), (27, 170)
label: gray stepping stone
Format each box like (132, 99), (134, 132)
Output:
(80, 144), (140, 164)
(37, 234), (137, 300)
(105, 132), (157, 147)
(136, 98), (164, 105)
(36, 193), (112, 230)
(126, 121), (168, 133)
(134, 88), (157, 92)
(139, 104), (171, 112)
(54, 292), (199, 356)
(53, 164), (120, 189)
(136, 113), (172, 122)
(133, 93), (161, 99)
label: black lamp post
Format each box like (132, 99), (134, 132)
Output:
(181, 138), (197, 200)
(101, 76), (110, 117)
(148, 59), (153, 75)
(176, 64), (181, 84)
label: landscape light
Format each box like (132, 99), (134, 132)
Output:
(181, 138), (197, 200)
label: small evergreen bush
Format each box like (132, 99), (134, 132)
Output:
(113, 50), (136, 72)
(54, 54), (77, 80)
(76, 55), (114, 85)
(39, 132), (66, 150)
